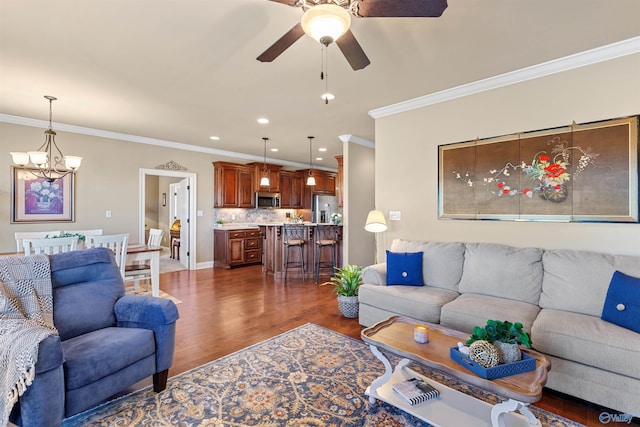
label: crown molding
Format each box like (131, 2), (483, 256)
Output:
(339, 134), (375, 148)
(369, 36), (640, 119)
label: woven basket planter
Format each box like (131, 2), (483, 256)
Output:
(337, 295), (359, 318)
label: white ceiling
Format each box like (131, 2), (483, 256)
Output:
(1, 0), (639, 167)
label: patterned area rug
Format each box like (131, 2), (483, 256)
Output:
(61, 324), (584, 426)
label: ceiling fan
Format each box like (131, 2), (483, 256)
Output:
(257, 0), (448, 71)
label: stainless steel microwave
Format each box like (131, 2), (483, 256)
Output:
(255, 192), (280, 209)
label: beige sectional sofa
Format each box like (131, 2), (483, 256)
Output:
(359, 239), (640, 414)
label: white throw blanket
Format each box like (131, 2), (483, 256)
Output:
(0, 255), (57, 427)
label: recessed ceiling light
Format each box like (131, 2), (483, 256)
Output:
(316, 157), (323, 161)
(257, 117), (269, 124)
(318, 147), (327, 152)
(210, 136), (220, 140)
(270, 148), (279, 152)
(321, 93), (335, 101)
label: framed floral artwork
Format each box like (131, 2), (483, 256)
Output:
(11, 167), (75, 223)
(439, 116), (639, 222)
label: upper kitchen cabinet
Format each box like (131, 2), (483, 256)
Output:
(250, 162), (282, 194)
(280, 170), (304, 208)
(213, 161), (256, 208)
(302, 169), (336, 195)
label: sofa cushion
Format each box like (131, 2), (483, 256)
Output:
(386, 251), (423, 286)
(539, 249), (640, 317)
(602, 271), (640, 333)
(62, 327), (155, 390)
(457, 243), (543, 305)
(359, 283), (458, 324)
(389, 239), (465, 291)
(532, 309), (640, 379)
(440, 293), (540, 334)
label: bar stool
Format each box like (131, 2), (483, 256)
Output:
(314, 225), (338, 284)
(283, 224), (306, 281)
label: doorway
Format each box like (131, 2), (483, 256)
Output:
(138, 168), (197, 270)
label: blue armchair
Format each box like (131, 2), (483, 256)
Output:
(9, 248), (179, 427)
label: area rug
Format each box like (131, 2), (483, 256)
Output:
(61, 324), (584, 426)
(124, 285), (182, 305)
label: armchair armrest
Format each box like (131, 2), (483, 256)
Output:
(114, 296), (179, 372)
(362, 263), (387, 286)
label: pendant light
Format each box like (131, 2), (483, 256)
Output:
(10, 95), (82, 183)
(260, 137), (270, 187)
(306, 136), (316, 186)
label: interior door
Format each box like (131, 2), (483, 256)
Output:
(177, 178), (190, 268)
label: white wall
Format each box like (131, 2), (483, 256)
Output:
(374, 53), (640, 257)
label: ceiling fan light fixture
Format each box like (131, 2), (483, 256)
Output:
(301, 4), (351, 44)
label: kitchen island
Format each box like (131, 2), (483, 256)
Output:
(260, 223), (343, 281)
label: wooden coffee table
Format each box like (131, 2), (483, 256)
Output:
(361, 316), (551, 427)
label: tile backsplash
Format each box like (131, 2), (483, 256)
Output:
(214, 208), (297, 224)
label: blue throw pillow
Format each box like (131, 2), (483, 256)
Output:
(386, 251), (424, 286)
(601, 271), (640, 333)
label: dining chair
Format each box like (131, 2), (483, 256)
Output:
(23, 236), (78, 255)
(124, 228), (163, 291)
(147, 228), (163, 247)
(87, 234), (129, 279)
(15, 230), (61, 252)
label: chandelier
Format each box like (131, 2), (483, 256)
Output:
(10, 95), (82, 183)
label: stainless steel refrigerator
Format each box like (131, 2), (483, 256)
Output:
(312, 194), (338, 223)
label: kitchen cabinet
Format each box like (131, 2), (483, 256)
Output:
(301, 169), (336, 195)
(250, 162), (282, 193)
(214, 228), (262, 268)
(213, 162), (256, 208)
(335, 155), (343, 207)
(280, 170), (304, 208)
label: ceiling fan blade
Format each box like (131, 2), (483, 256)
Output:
(335, 29), (370, 71)
(257, 23), (305, 63)
(355, 0), (448, 17)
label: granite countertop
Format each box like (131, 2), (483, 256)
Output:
(215, 222), (342, 230)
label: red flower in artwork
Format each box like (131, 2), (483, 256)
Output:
(544, 163), (565, 178)
(497, 182), (504, 188)
(502, 189), (510, 194)
(538, 155), (550, 162)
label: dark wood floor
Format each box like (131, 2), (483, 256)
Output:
(157, 265), (618, 426)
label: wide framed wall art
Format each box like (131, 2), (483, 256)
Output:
(438, 116), (639, 222)
(11, 167), (75, 223)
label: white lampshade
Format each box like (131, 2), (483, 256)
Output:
(301, 4), (351, 44)
(306, 175), (316, 186)
(365, 210), (387, 233)
(10, 152), (30, 166)
(64, 156), (82, 170)
(260, 176), (270, 186)
(28, 151), (48, 166)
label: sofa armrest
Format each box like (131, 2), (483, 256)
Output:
(114, 295), (179, 372)
(362, 263), (387, 286)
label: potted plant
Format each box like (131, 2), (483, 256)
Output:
(324, 264), (362, 318)
(466, 320), (532, 364)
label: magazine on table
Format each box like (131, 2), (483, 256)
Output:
(392, 377), (440, 405)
